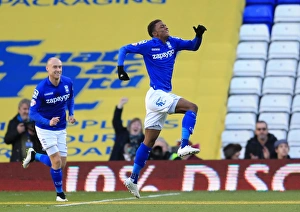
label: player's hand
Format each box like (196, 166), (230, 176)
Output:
(68, 116), (76, 124)
(17, 123), (26, 134)
(193, 25), (207, 37)
(50, 117), (60, 126)
(117, 65), (130, 81)
(117, 97), (128, 109)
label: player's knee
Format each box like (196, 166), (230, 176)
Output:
(144, 139), (156, 147)
(149, 140), (156, 147)
(144, 135), (157, 147)
(50, 154), (62, 169)
(52, 159), (62, 169)
(189, 103), (198, 113)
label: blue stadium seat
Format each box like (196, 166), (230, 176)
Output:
(246, 0), (276, 5)
(243, 5), (274, 29)
(277, 0), (300, 4)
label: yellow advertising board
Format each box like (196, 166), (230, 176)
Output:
(0, 0), (244, 162)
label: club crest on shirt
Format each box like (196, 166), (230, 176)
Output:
(64, 85), (69, 93)
(166, 41), (172, 49)
(30, 99), (36, 107)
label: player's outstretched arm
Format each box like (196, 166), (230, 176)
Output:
(117, 65), (130, 81)
(175, 24), (207, 51)
(117, 46), (130, 81)
(117, 40), (149, 81)
(193, 25), (207, 38)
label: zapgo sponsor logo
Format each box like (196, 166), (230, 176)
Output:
(46, 94), (70, 104)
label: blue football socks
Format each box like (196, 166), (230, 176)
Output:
(35, 153), (52, 167)
(181, 110), (197, 148)
(130, 143), (151, 184)
(50, 168), (63, 193)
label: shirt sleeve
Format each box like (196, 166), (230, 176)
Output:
(29, 88), (50, 126)
(174, 36), (202, 51)
(117, 40), (149, 66)
(67, 82), (75, 116)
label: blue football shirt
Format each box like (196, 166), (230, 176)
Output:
(29, 75), (74, 131)
(118, 36), (202, 92)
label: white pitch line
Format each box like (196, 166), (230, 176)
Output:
(55, 192), (180, 207)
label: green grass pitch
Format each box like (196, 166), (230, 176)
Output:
(0, 191), (300, 212)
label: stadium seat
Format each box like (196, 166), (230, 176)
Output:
(268, 129), (287, 140)
(258, 112), (290, 131)
(292, 95), (300, 113)
(287, 129), (300, 142)
(236, 42), (268, 60)
(288, 143), (300, 158)
(295, 78), (300, 94)
(246, 0), (276, 5)
(277, 0), (300, 4)
(297, 61), (300, 77)
(227, 95), (259, 113)
(268, 41), (300, 60)
(259, 94), (292, 113)
(233, 60), (265, 78)
(221, 130), (254, 144)
(290, 112), (300, 129)
(271, 23), (300, 42)
(262, 77), (295, 95)
(287, 131), (300, 158)
(274, 5), (300, 22)
(229, 77), (262, 95)
(239, 24), (270, 42)
(225, 113), (256, 130)
(265, 59), (298, 77)
(243, 5), (274, 27)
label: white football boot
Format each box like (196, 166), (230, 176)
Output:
(177, 145), (200, 157)
(22, 148), (36, 168)
(124, 178), (140, 198)
(56, 192), (68, 202)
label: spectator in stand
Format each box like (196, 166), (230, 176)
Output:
(4, 98), (45, 162)
(274, 139), (291, 159)
(110, 97), (144, 161)
(149, 137), (173, 160)
(244, 121), (277, 159)
(223, 143), (242, 159)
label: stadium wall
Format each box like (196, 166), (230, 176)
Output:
(1, 160), (300, 191)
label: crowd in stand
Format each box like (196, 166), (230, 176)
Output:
(4, 98), (291, 162)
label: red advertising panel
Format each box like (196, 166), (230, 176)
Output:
(0, 160), (300, 191)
